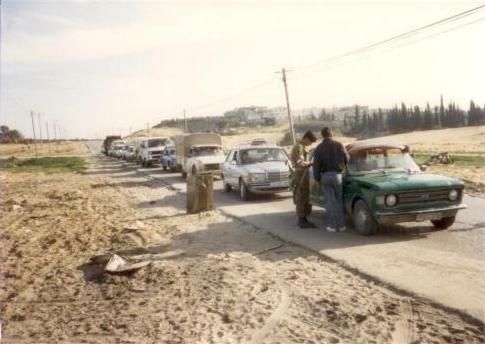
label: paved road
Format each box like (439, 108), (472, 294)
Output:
(86, 142), (485, 321)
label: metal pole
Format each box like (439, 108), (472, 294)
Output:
(46, 122), (51, 154)
(281, 68), (296, 145)
(30, 111), (38, 158)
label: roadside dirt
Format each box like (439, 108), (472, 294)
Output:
(1, 154), (483, 344)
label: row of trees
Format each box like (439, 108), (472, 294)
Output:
(0, 125), (24, 143)
(345, 98), (485, 134)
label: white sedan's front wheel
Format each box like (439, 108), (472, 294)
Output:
(239, 179), (250, 201)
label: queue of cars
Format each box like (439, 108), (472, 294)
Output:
(103, 133), (466, 235)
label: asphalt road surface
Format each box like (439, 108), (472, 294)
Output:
(87, 141), (485, 321)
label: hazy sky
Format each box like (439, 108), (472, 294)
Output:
(1, 0), (484, 138)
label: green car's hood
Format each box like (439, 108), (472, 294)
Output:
(349, 172), (464, 192)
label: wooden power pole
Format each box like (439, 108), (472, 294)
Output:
(37, 112), (42, 152)
(278, 68), (296, 145)
(30, 111), (38, 158)
(183, 109), (188, 133)
(46, 122), (51, 154)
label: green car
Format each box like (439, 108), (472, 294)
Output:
(309, 141), (466, 235)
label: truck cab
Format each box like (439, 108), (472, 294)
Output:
(174, 133), (224, 178)
(139, 137), (170, 167)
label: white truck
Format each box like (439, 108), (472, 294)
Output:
(139, 136), (171, 167)
(174, 133), (225, 178)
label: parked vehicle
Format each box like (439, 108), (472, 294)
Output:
(113, 143), (128, 158)
(174, 133), (224, 178)
(122, 145), (136, 161)
(308, 141), (466, 235)
(102, 135), (122, 155)
(108, 141), (124, 157)
(222, 144), (291, 201)
(161, 145), (177, 171)
(139, 137), (171, 167)
(133, 137), (146, 164)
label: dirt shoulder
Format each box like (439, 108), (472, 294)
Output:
(1, 155), (483, 344)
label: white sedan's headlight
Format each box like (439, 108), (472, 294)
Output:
(248, 173), (266, 183)
(449, 189), (459, 201)
(385, 194), (398, 207)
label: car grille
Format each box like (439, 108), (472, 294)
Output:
(150, 151), (163, 155)
(397, 188), (458, 204)
(204, 163), (221, 171)
(267, 171), (289, 182)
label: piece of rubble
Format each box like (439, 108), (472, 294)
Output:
(104, 254), (151, 273)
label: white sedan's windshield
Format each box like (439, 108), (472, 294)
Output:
(240, 148), (288, 164)
(348, 148), (420, 173)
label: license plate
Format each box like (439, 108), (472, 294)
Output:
(416, 212), (442, 221)
(270, 181), (288, 188)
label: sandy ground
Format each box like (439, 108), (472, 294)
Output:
(370, 126), (485, 154)
(1, 153), (483, 343)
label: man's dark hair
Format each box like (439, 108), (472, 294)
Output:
(302, 130), (317, 143)
(321, 127), (332, 138)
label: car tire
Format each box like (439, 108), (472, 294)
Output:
(353, 200), (378, 236)
(222, 175), (232, 192)
(431, 216), (456, 229)
(239, 179), (250, 201)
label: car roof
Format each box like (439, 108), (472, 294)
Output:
(345, 140), (408, 153)
(235, 145), (282, 150)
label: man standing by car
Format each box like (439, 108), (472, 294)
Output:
(312, 127), (348, 232)
(290, 130), (317, 229)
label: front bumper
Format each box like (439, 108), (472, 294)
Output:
(248, 182), (290, 194)
(375, 204), (467, 224)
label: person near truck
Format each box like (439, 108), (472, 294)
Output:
(290, 130), (317, 229)
(312, 127), (349, 232)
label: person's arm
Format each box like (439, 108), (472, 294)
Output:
(313, 146), (321, 182)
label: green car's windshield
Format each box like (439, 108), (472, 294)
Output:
(240, 148), (288, 164)
(347, 148), (420, 174)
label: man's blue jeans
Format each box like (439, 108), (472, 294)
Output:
(320, 172), (344, 229)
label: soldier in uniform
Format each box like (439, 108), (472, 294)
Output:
(290, 130), (317, 228)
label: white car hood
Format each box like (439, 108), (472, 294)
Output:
(243, 161), (290, 173)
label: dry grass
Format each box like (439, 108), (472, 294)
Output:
(0, 141), (90, 159)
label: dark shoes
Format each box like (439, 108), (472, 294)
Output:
(297, 217), (317, 229)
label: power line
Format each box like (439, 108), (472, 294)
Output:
(297, 4), (485, 73)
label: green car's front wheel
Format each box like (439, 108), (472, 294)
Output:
(353, 200), (378, 235)
(431, 216), (456, 229)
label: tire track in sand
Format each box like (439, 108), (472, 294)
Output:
(248, 279), (291, 344)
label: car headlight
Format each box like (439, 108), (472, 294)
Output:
(248, 173), (266, 183)
(385, 194), (398, 207)
(449, 189), (459, 201)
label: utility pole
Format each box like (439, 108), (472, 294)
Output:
(45, 122), (51, 154)
(277, 68), (296, 145)
(30, 111), (38, 158)
(52, 122), (57, 142)
(37, 112), (42, 152)
(146, 122), (150, 135)
(183, 109), (188, 133)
